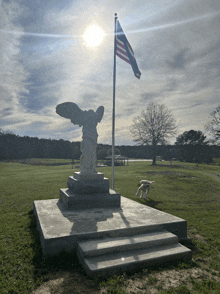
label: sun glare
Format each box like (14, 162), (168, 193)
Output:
(83, 24), (105, 48)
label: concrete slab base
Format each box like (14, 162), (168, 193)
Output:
(33, 196), (189, 256)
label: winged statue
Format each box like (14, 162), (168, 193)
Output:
(56, 102), (104, 175)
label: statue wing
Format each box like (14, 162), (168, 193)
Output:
(56, 102), (84, 126)
(96, 106), (104, 122)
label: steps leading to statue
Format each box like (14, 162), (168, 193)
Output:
(78, 229), (177, 256)
(77, 229), (192, 276)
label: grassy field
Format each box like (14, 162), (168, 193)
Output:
(1, 158), (76, 166)
(0, 160), (220, 293)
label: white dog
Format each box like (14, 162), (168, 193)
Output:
(136, 180), (156, 199)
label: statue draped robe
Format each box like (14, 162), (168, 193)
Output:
(56, 102), (104, 175)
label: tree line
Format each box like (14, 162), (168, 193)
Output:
(0, 131), (81, 160)
(1, 130), (220, 164)
(1, 103), (220, 164)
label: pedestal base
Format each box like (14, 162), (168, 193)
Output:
(67, 174), (109, 194)
(60, 188), (121, 210)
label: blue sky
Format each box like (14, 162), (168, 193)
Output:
(0, 0), (220, 145)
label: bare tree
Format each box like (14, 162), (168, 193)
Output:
(130, 103), (177, 165)
(205, 105), (220, 145)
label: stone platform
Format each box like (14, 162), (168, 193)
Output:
(33, 196), (189, 257)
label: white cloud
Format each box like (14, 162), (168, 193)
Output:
(0, 1), (29, 119)
(0, 0), (219, 145)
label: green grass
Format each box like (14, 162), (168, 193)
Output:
(0, 160), (220, 293)
(2, 158), (75, 166)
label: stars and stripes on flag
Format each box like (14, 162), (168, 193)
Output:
(116, 20), (141, 79)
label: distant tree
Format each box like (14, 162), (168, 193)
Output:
(205, 105), (220, 145)
(107, 147), (121, 156)
(72, 142), (81, 160)
(175, 130), (207, 145)
(130, 103), (177, 165)
(175, 130), (209, 163)
(97, 148), (107, 160)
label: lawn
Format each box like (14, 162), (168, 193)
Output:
(0, 160), (220, 293)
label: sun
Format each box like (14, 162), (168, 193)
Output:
(83, 24), (105, 48)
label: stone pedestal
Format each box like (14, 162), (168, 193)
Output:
(60, 188), (121, 210)
(67, 172), (109, 194)
(60, 172), (121, 210)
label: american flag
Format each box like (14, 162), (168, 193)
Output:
(116, 20), (141, 79)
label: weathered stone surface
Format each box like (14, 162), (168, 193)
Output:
(60, 188), (121, 210)
(77, 230), (178, 257)
(77, 229), (192, 276)
(80, 242), (192, 277)
(73, 172), (104, 180)
(67, 175), (109, 194)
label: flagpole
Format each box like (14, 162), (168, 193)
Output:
(112, 13), (117, 190)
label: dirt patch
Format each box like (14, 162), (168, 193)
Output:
(32, 271), (101, 294)
(124, 267), (220, 294)
(32, 277), (64, 294)
(193, 234), (207, 244)
(205, 173), (220, 181)
(145, 171), (197, 178)
(32, 263), (220, 294)
(155, 164), (195, 170)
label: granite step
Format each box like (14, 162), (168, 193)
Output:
(78, 229), (178, 257)
(80, 242), (192, 276)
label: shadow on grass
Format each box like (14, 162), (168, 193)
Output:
(136, 197), (163, 210)
(27, 210), (107, 292)
(28, 210), (85, 282)
(146, 197), (163, 210)
(179, 239), (198, 256)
